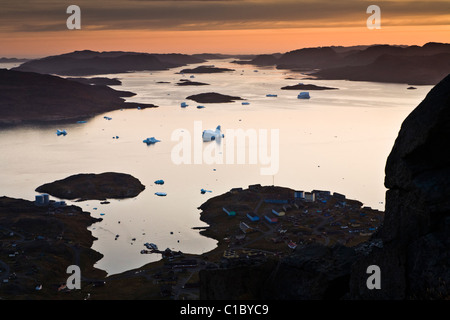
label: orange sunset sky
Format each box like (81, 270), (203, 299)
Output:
(1, 0), (449, 58)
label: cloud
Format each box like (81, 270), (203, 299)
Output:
(0, 0), (449, 33)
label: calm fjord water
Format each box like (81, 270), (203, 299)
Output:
(0, 60), (432, 275)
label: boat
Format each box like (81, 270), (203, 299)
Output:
(155, 192), (167, 197)
(143, 137), (160, 145)
(266, 94), (277, 97)
(56, 129), (67, 136)
(154, 179), (164, 185)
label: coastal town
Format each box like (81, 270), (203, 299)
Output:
(0, 184), (384, 299)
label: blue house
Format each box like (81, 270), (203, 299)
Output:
(247, 213), (260, 222)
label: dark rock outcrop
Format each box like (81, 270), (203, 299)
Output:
(281, 83), (338, 91)
(35, 172), (146, 201)
(66, 77), (122, 86)
(186, 92), (243, 103)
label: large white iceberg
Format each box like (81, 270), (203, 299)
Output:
(202, 125), (224, 142)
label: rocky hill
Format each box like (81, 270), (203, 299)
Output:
(0, 69), (156, 125)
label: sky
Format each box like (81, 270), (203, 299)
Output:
(0, 0), (449, 58)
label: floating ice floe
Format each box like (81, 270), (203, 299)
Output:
(154, 179), (164, 185)
(143, 137), (160, 145)
(297, 92), (310, 99)
(202, 125), (224, 142)
(56, 129), (67, 136)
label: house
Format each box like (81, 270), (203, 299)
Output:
(333, 192), (346, 200)
(264, 215), (278, 224)
(248, 184), (262, 191)
(272, 209), (285, 217)
(230, 187), (243, 194)
(304, 192), (316, 202)
(240, 222), (253, 234)
(294, 191), (304, 199)
(247, 213), (260, 222)
(288, 241), (297, 249)
(312, 190), (331, 197)
(223, 207), (236, 216)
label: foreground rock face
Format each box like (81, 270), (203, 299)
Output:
(35, 172), (145, 201)
(199, 74), (450, 300)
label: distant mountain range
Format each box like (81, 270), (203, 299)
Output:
(12, 50), (205, 76)
(233, 42), (450, 85)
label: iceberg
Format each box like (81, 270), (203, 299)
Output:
(297, 92), (310, 99)
(56, 129), (67, 136)
(202, 125), (224, 142)
(143, 137), (161, 145)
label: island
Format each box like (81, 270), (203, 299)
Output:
(0, 69), (157, 125)
(281, 83), (338, 90)
(186, 92), (243, 103)
(180, 65), (235, 74)
(35, 172), (146, 201)
(176, 79), (209, 86)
